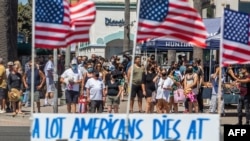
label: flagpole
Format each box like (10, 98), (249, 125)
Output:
(30, 0), (36, 118)
(218, 8), (225, 116)
(53, 49), (58, 113)
(125, 0), (141, 139)
(30, 1), (36, 138)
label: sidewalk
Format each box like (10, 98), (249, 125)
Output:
(0, 97), (239, 127)
(0, 99), (68, 126)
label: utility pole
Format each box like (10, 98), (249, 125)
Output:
(53, 49), (58, 113)
(123, 0), (130, 52)
(193, 0), (203, 65)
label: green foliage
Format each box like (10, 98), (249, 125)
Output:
(18, 1), (32, 42)
(207, 6), (215, 18)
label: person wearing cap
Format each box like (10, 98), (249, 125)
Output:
(44, 55), (55, 106)
(60, 59), (82, 113)
(0, 58), (7, 113)
(235, 66), (250, 125)
(22, 61), (45, 113)
(104, 71), (122, 113)
(5, 61), (14, 112)
(6, 61), (13, 78)
(8, 64), (23, 115)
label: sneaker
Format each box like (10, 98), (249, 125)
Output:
(0, 110), (6, 113)
(245, 122), (249, 125)
(44, 103), (51, 107)
(183, 109), (189, 113)
(25, 102), (30, 107)
(6, 107), (12, 113)
(236, 122), (242, 125)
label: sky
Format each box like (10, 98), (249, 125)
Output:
(19, 0), (28, 4)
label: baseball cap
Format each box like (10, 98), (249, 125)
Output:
(71, 59), (77, 65)
(109, 65), (115, 71)
(0, 58), (3, 64)
(111, 70), (117, 76)
(7, 61), (13, 66)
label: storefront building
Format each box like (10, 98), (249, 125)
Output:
(78, 0), (137, 59)
(78, 0), (250, 60)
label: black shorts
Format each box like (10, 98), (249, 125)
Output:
(65, 90), (79, 104)
(145, 89), (154, 98)
(0, 88), (7, 99)
(89, 100), (103, 113)
(131, 84), (143, 99)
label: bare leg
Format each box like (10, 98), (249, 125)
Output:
(150, 103), (155, 113)
(145, 97), (152, 113)
(173, 103), (178, 113)
(130, 98), (135, 112)
(1, 99), (6, 111)
(188, 102), (193, 113)
(12, 102), (17, 115)
(50, 93), (54, 105)
(37, 102), (41, 113)
(107, 105), (112, 113)
(165, 102), (170, 113)
(138, 98), (143, 112)
(72, 103), (76, 113)
(113, 105), (119, 113)
(169, 97), (174, 113)
(121, 87), (124, 101)
(193, 102), (199, 113)
(67, 103), (71, 113)
(18, 101), (23, 113)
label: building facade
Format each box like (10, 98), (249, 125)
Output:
(78, 0), (137, 59)
(78, 0), (250, 59)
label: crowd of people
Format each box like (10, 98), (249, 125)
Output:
(0, 53), (249, 125)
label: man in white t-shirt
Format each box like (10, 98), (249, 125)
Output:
(44, 55), (55, 106)
(60, 59), (82, 113)
(85, 70), (105, 113)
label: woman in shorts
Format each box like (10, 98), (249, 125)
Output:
(105, 71), (122, 113)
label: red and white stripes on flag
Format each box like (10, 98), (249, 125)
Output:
(222, 9), (250, 66)
(137, 0), (208, 48)
(35, 0), (96, 49)
(67, 0), (96, 45)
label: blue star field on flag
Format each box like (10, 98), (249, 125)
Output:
(223, 9), (250, 45)
(139, 0), (168, 22)
(35, 0), (64, 24)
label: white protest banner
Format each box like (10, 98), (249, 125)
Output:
(31, 114), (219, 141)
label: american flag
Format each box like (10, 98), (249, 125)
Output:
(137, 0), (208, 48)
(35, 0), (96, 49)
(222, 9), (250, 66)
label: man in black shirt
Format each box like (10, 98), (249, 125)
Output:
(236, 66), (250, 125)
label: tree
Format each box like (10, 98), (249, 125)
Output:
(18, 2), (32, 43)
(0, 0), (18, 62)
(193, 0), (203, 65)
